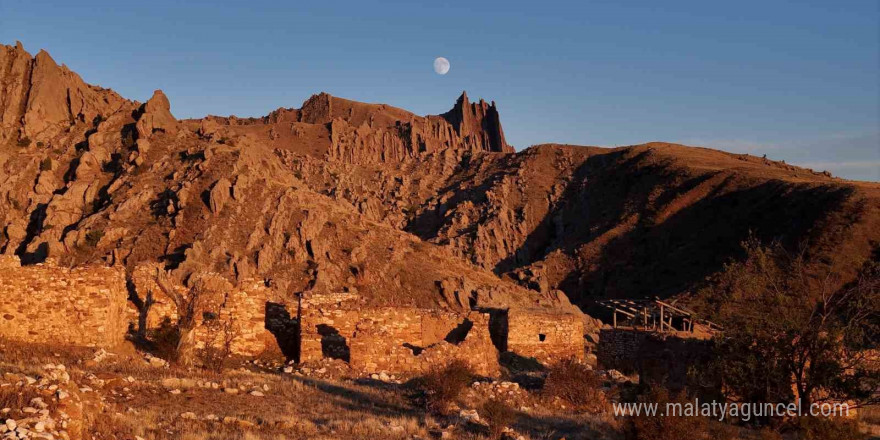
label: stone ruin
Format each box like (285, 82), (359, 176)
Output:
(597, 328), (714, 391)
(299, 293), (586, 376)
(299, 299), (500, 376)
(127, 265), (280, 357)
(495, 307), (585, 363)
(0, 257), (588, 376)
(0, 256), (128, 347)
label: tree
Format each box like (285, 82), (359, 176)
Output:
(153, 268), (232, 367)
(698, 238), (879, 414)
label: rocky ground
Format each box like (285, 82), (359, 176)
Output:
(0, 339), (624, 440)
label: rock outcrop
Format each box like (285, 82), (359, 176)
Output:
(439, 91), (509, 153)
(1, 41), (878, 325)
(135, 89), (179, 139)
(190, 91), (512, 165)
(0, 42), (127, 145)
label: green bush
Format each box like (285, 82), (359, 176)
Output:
(39, 158), (53, 171)
(17, 137), (31, 147)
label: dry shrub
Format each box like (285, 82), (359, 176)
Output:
(627, 386), (708, 440)
(419, 360), (475, 414)
(84, 412), (136, 440)
(481, 398), (516, 439)
(542, 357), (604, 410)
(795, 416), (866, 440)
(198, 315), (239, 372)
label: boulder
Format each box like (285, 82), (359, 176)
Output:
(135, 90), (179, 139)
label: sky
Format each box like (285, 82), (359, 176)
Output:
(1, 0), (878, 181)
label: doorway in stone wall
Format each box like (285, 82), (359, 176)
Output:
(316, 324), (350, 362)
(265, 302), (300, 362)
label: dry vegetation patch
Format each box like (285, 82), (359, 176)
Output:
(542, 358), (607, 411)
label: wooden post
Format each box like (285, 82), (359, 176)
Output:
(659, 304), (665, 332)
(613, 309), (617, 328)
(643, 307), (648, 330)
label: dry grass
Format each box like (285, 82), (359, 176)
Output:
(0, 383), (43, 411)
(480, 398), (516, 439)
(0, 339), (633, 439)
(794, 416), (867, 440)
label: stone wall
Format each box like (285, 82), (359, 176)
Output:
(129, 267), (282, 357)
(0, 254), (586, 373)
(598, 328), (715, 391)
(505, 307), (584, 363)
(300, 302), (500, 376)
(349, 309), (498, 376)
(597, 329), (650, 373)
(299, 306), (361, 363)
(0, 256), (127, 347)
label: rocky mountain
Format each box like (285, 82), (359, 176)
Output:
(1, 41), (878, 316)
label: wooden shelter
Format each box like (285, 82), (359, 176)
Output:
(597, 298), (722, 334)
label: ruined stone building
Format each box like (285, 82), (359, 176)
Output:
(0, 257), (588, 376)
(0, 256), (128, 347)
(297, 293), (585, 376)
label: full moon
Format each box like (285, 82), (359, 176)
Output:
(433, 57), (450, 75)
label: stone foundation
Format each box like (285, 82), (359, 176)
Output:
(0, 256), (127, 347)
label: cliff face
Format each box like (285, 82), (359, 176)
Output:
(0, 42), (129, 145)
(1, 42), (877, 318)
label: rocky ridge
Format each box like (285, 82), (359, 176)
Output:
(1, 41), (878, 318)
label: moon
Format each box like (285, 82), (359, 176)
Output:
(433, 57), (450, 75)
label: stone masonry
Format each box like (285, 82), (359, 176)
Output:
(505, 307), (584, 363)
(300, 301), (500, 376)
(129, 267), (279, 357)
(0, 256), (589, 374)
(598, 328), (714, 391)
(0, 256), (128, 347)
(300, 295), (589, 376)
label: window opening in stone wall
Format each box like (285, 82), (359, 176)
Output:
(538, 333), (546, 342)
(444, 318), (474, 345)
(317, 324), (350, 362)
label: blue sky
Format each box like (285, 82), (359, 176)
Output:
(2, 0), (877, 180)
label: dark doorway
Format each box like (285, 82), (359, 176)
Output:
(265, 302), (300, 362)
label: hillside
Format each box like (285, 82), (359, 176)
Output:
(1, 41), (878, 316)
